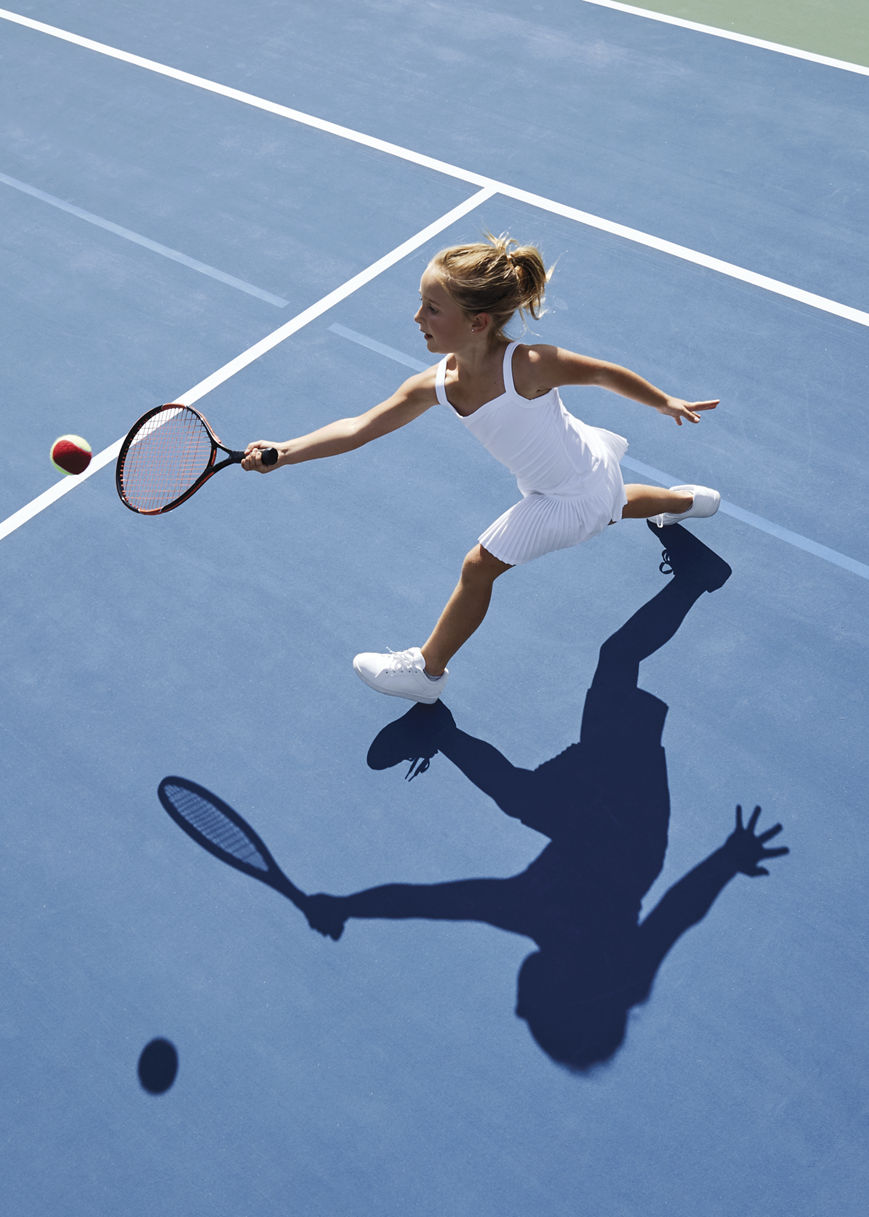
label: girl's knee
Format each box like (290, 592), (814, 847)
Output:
(461, 544), (511, 584)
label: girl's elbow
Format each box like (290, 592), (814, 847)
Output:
(345, 417), (375, 449)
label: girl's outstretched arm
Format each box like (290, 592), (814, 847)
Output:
(242, 367), (437, 471)
(516, 344), (719, 426)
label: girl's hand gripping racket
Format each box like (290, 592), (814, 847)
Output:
(116, 403), (278, 514)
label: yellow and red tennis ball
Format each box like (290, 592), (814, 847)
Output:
(51, 434), (92, 475)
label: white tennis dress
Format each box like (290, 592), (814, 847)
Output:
(435, 341), (630, 566)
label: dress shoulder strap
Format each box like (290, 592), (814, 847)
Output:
(502, 341), (520, 395)
(435, 357), (451, 407)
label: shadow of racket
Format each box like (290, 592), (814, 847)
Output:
(158, 776), (308, 915)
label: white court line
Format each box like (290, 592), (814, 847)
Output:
(622, 456), (869, 579)
(2, 7), (867, 560)
(2, 7), (868, 329)
(331, 323), (869, 581)
(0, 171), (290, 307)
(177, 187), (494, 404)
(0, 187), (495, 543)
(328, 324), (428, 373)
(580, 0), (869, 76)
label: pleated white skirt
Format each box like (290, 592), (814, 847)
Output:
(478, 426), (629, 566)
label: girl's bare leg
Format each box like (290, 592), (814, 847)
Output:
(622, 484), (693, 519)
(421, 544), (512, 677)
(421, 489), (695, 675)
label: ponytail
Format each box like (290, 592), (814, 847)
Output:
(429, 233), (551, 342)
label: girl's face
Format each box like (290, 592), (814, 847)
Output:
(414, 268), (474, 353)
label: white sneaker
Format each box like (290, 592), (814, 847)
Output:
(650, 484), (720, 528)
(353, 647), (448, 703)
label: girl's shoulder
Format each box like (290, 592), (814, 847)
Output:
(393, 361), (441, 404)
(512, 342), (607, 393)
(510, 343), (563, 399)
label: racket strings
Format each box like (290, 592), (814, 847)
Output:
(166, 784), (270, 874)
(119, 407), (215, 511)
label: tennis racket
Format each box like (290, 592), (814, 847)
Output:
(158, 776), (307, 910)
(116, 403), (277, 514)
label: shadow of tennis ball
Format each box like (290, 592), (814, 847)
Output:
(138, 1038), (179, 1094)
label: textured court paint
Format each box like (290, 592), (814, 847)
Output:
(1, 7), (867, 330)
(0, 187), (494, 542)
(624, 458), (869, 579)
(328, 324), (428, 373)
(175, 187), (495, 403)
(604, 0), (869, 67)
(0, 170), (290, 306)
(3, 7), (868, 1217)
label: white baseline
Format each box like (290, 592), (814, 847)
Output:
(580, 0), (869, 76)
(1, 7), (867, 329)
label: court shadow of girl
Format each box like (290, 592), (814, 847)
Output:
(306, 526), (787, 1070)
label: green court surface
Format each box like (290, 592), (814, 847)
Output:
(617, 0), (869, 66)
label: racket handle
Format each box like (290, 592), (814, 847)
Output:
(261, 448), (278, 466)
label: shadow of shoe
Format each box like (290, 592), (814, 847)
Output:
(366, 701), (457, 779)
(647, 521), (732, 591)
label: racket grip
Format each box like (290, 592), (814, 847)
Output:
(262, 448), (278, 466)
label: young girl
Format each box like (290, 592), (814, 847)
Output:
(242, 234), (720, 703)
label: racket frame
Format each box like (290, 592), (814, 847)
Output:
(116, 403), (271, 515)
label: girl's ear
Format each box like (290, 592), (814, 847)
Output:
(470, 313), (492, 333)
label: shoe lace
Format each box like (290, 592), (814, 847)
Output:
(659, 549), (673, 576)
(386, 647), (416, 673)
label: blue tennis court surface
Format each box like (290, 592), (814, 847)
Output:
(2, 4), (866, 1214)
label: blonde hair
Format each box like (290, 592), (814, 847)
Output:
(430, 233), (551, 343)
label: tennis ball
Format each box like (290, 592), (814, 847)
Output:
(51, 434), (92, 475)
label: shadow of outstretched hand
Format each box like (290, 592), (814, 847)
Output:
(723, 804), (789, 877)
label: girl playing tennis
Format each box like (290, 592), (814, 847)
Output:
(243, 234), (720, 703)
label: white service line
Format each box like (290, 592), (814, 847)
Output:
(2, 7), (867, 329)
(328, 323), (428, 373)
(580, 0), (869, 76)
(0, 187), (495, 543)
(0, 8), (491, 190)
(621, 455), (869, 579)
(177, 186), (496, 405)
